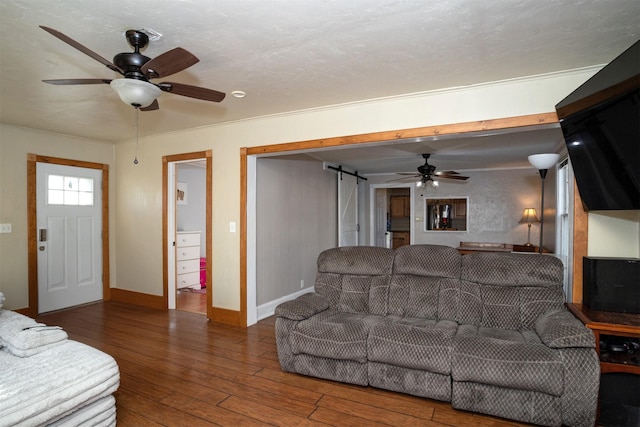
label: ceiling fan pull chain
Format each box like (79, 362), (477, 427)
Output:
(133, 108), (139, 164)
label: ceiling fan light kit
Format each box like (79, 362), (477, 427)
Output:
(110, 79), (161, 108)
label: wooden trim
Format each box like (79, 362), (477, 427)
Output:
(245, 113), (559, 156)
(162, 151), (217, 318)
(27, 157), (38, 318)
(30, 155), (106, 170)
(26, 154), (110, 316)
(110, 288), (165, 310)
(239, 112), (561, 327)
(210, 306), (243, 326)
(205, 151), (214, 320)
(102, 164), (110, 301)
(162, 157), (169, 309)
(239, 148), (248, 327)
(572, 180), (588, 303)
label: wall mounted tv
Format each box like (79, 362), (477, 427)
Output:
(555, 40), (639, 211)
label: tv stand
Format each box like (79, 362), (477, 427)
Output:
(567, 304), (640, 374)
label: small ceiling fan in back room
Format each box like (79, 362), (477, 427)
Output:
(389, 154), (469, 189)
(40, 26), (226, 110)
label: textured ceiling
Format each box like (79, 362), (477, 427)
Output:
(1, 0), (639, 172)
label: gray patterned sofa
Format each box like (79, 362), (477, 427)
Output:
(274, 245), (599, 427)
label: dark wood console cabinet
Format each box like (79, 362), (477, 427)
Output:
(567, 303), (640, 375)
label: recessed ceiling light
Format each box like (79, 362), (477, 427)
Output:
(231, 90), (246, 98)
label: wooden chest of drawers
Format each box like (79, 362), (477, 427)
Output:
(176, 231), (201, 289)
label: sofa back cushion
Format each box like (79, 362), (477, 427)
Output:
(388, 245), (462, 320)
(315, 246), (395, 315)
(459, 252), (566, 329)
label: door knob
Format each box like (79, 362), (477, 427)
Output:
(39, 246), (45, 251)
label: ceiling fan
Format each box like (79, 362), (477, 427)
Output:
(40, 26), (226, 111)
(390, 154), (469, 186)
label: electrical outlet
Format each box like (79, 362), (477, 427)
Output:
(300, 279), (305, 289)
(0, 224), (11, 233)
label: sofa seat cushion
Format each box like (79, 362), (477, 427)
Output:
(457, 324), (542, 344)
(368, 318), (457, 374)
(290, 310), (384, 363)
(452, 335), (564, 396)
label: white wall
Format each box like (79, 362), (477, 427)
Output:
(176, 164), (206, 256)
(0, 124), (115, 310)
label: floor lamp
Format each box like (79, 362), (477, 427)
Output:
(528, 154), (560, 254)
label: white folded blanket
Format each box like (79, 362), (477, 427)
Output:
(0, 310), (68, 357)
(0, 340), (120, 426)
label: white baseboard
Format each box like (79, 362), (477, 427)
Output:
(257, 287), (314, 321)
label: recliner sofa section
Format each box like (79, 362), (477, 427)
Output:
(274, 245), (599, 427)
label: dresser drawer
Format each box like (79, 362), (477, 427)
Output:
(176, 232), (200, 247)
(177, 258), (199, 274)
(176, 246), (200, 261)
(177, 271), (200, 288)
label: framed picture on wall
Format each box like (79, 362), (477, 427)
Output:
(177, 182), (188, 205)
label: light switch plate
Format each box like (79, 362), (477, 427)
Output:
(0, 224), (12, 233)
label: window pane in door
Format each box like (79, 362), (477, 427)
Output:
(48, 175), (64, 190)
(78, 192), (93, 206)
(48, 189), (64, 205)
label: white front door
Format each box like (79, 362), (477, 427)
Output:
(36, 163), (103, 313)
(338, 172), (359, 246)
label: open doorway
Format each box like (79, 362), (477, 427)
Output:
(163, 151), (212, 318)
(370, 184), (414, 249)
(175, 161), (207, 314)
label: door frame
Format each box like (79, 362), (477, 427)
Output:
(162, 151), (213, 319)
(241, 113), (568, 327)
(27, 154), (110, 318)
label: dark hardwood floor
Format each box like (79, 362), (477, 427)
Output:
(37, 301), (531, 426)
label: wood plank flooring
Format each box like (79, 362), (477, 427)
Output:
(37, 302), (532, 427)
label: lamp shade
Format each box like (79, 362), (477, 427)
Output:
(519, 208), (539, 224)
(110, 79), (161, 108)
(528, 153), (560, 170)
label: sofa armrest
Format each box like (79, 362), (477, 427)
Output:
(275, 292), (330, 321)
(535, 309), (595, 348)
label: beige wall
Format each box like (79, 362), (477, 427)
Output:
(114, 67), (604, 313)
(5, 66), (637, 315)
(0, 125), (115, 310)
(588, 211), (640, 258)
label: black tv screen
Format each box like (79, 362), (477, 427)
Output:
(556, 41), (640, 211)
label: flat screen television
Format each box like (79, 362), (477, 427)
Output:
(555, 40), (639, 211)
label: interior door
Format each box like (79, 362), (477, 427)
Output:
(338, 172), (359, 246)
(36, 163), (103, 313)
(374, 188), (389, 247)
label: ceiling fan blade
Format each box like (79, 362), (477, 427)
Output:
(42, 78), (112, 85)
(438, 170), (460, 175)
(40, 26), (123, 75)
(395, 172), (422, 176)
(386, 175), (420, 183)
(437, 174), (469, 181)
(159, 82), (226, 102)
(141, 48), (199, 79)
(140, 99), (159, 111)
